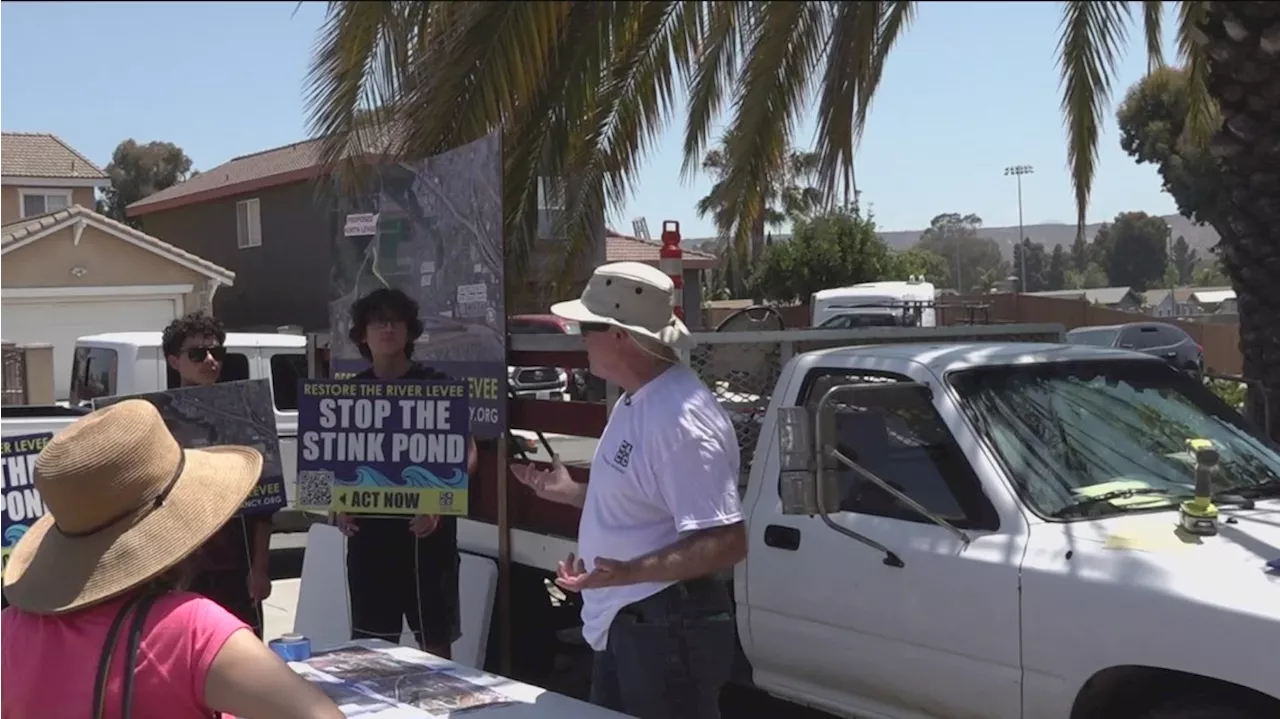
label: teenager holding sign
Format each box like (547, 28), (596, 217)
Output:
(335, 288), (477, 659)
(163, 313), (275, 636)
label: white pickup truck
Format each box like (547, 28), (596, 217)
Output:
(482, 338), (1280, 719)
(742, 341), (1279, 718)
(0, 331), (311, 530)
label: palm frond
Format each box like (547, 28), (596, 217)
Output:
(550, 2), (693, 291)
(1142, 0), (1165, 71)
(814, 1), (915, 203)
(1172, 1), (1216, 147)
(716, 2), (828, 259)
(305, 1), (419, 182)
(492, 2), (615, 302)
(1057, 0), (1131, 233)
(680, 2), (744, 180)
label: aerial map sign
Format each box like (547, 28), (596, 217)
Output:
(327, 132), (506, 440)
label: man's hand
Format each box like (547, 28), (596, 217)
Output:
(554, 552), (636, 593)
(511, 456), (585, 506)
(334, 513), (358, 537)
(248, 563), (272, 602)
(409, 514), (440, 538)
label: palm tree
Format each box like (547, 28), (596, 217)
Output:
(305, 2), (704, 298)
(697, 135), (824, 297)
(306, 2), (1280, 435)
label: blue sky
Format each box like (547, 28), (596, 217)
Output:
(3, 1), (1181, 239)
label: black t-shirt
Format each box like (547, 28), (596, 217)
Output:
(349, 363), (460, 557)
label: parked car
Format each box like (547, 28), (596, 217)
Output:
(0, 332), (312, 533)
(1066, 322), (1204, 376)
(507, 315), (577, 400)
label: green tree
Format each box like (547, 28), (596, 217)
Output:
(1170, 235), (1198, 285)
(306, 2), (1280, 437)
(1065, 263), (1110, 290)
(913, 213), (1005, 293)
(1047, 244), (1068, 291)
(748, 205), (892, 304)
(1093, 212), (1170, 291)
(1194, 254), (1231, 286)
(698, 136), (823, 298)
(1069, 234), (1092, 274)
(889, 247), (949, 284)
(1012, 239), (1049, 292)
(97, 139), (195, 227)
(1116, 66), (1226, 229)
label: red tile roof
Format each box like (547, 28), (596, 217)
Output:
(605, 230), (718, 269)
(1, 132), (108, 181)
(126, 127), (396, 217)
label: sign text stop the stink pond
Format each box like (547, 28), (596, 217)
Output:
(296, 380), (469, 515)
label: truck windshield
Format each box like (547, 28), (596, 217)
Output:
(948, 360), (1280, 519)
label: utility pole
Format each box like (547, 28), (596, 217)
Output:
(1004, 165), (1034, 292)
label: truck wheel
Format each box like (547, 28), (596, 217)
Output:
(1141, 699), (1261, 719)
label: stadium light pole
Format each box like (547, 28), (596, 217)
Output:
(1004, 165), (1034, 292)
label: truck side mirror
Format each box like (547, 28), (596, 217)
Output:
(776, 406), (840, 515)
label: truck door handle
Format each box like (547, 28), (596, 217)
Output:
(763, 524), (801, 551)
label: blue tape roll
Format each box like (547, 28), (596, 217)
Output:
(269, 633), (312, 662)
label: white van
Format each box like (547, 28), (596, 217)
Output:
(811, 278), (937, 328)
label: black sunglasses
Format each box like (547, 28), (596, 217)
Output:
(185, 346), (228, 362)
(580, 322), (613, 334)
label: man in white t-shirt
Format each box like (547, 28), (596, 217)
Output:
(511, 262), (747, 719)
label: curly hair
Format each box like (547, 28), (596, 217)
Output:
(161, 313), (227, 358)
(348, 288), (423, 360)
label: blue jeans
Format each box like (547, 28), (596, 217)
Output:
(589, 579), (737, 719)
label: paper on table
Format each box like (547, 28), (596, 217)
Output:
(296, 646), (516, 718)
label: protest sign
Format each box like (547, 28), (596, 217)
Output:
(93, 379), (286, 515)
(327, 132), (507, 439)
(296, 379), (470, 516)
(2, 433), (51, 572)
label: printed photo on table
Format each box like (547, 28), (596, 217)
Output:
(295, 379), (470, 515)
(92, 379), (287, 515)
(2, 433), (52, 576)
(359, 670), (514, 715)
(304, 647), (426, 684)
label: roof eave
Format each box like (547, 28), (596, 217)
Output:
(1, 206), (235, 286)
(126, 152), (390, 218)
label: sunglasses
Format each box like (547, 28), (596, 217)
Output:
(580, 322), (613, 334)
(184, 346), (228, 362)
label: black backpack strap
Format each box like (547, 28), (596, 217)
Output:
(92, 592), (149, 719)
(118, 592), (162, 718)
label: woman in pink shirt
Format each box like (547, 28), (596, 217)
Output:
(1, 400), (343, 719)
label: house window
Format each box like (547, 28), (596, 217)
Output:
(537, 177), (565, 210)
(236, 198), (262, 249)
(20, 190), (72, 218)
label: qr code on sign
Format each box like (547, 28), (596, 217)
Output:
(297, 470), (334, 509)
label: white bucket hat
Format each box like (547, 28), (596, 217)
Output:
(551, 262), (694, 351)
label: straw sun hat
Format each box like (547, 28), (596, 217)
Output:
(2, 399), (262, 614)
(551, 261), (694, 351)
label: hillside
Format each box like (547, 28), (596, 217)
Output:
(686, 214), (1220, 259)
(877, 214), (1220, 259)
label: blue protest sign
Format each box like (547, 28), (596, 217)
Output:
(296, 379), (470, 515)
(2, 433), (52, 570)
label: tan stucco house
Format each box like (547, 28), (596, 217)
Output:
(1, 132), (111, 223)
(2, 203), (236, 400)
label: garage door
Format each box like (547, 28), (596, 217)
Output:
(2, 297), (180, 401)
